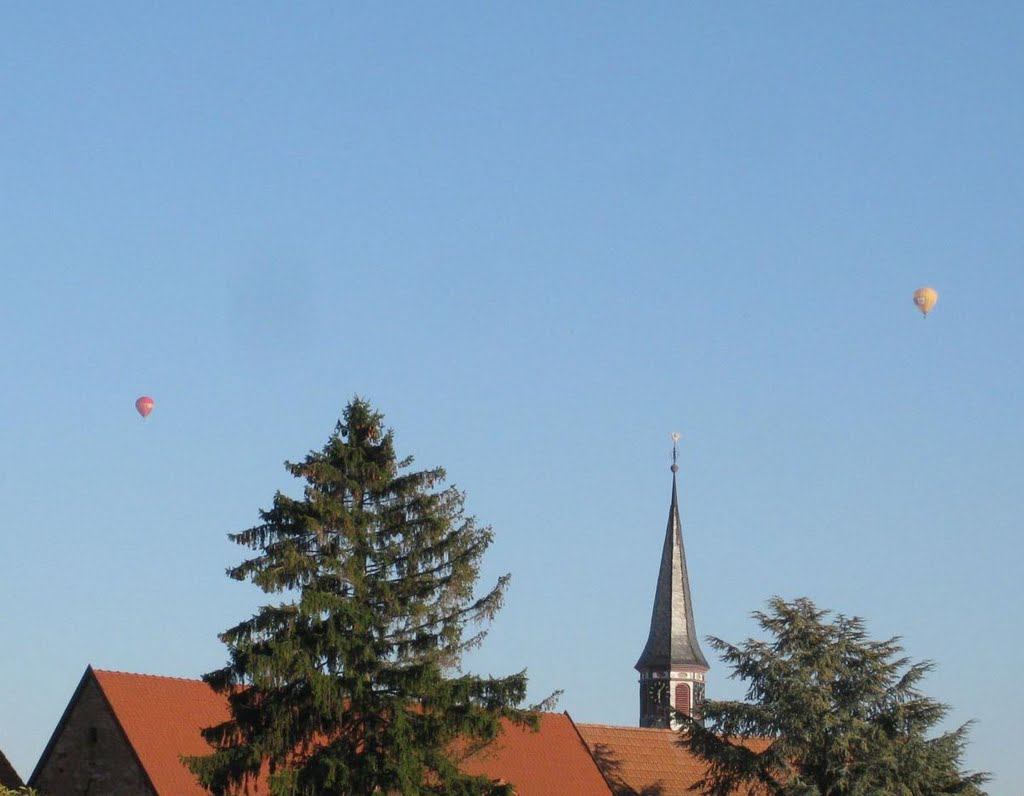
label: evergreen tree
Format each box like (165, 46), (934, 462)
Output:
(186, 398), (536, 796)
(679, 597), (989, 796)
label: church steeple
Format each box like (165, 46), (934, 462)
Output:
(635, 435), (709, 728)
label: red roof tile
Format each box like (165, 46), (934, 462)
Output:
(461, 712), (612, 796)
(91, 669), (611, 796)
(576, 723), (770, 796)
(94, 669), (231, 796)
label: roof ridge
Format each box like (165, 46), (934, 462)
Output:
(93, 668), (205, 684)
(576, 721), (675, 732)
(563, 712), (616, 796)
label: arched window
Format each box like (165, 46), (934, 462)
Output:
(675, 682), (691, 717)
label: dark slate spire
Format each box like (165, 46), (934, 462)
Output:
(635, 440), (709, 673)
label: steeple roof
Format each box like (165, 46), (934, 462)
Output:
(635, 458), (709, 672)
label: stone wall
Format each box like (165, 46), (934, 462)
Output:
(0, 748), (23, 789)
(31, 676), (156, 796)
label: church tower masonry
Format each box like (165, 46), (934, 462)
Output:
(635, 439), (709, 729)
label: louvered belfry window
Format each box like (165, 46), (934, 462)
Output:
(675, 682), (691, 717)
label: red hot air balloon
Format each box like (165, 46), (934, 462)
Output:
(135, 396), (155, 419)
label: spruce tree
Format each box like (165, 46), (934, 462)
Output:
(679, 597), (989, 796)
(186, 398), (535, 796)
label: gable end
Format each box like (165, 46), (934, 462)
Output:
(29, 666), (158, 796)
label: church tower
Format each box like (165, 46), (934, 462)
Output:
(635, 437), (709, 728)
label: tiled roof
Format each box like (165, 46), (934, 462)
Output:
(461, 712), (612, 796)
(94, 669), (232, 796)
(91, 669), (611, 796)
(0, 747), (23, 789)
(577, 723), (770, 796)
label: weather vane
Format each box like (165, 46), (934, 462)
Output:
(671, 432), (680, 473)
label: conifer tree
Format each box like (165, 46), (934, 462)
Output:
(679, 597), (989, 796)
(186, 398), (535, 796)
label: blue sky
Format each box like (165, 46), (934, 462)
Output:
(1, 3), (1021, 792)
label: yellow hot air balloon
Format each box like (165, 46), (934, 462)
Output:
(913, 287), (938, 317)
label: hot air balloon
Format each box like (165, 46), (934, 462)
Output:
(913, 287), (938, 317)
(135, 396), (155, 419)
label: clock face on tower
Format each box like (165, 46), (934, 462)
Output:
(642, 680), (671, 728)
